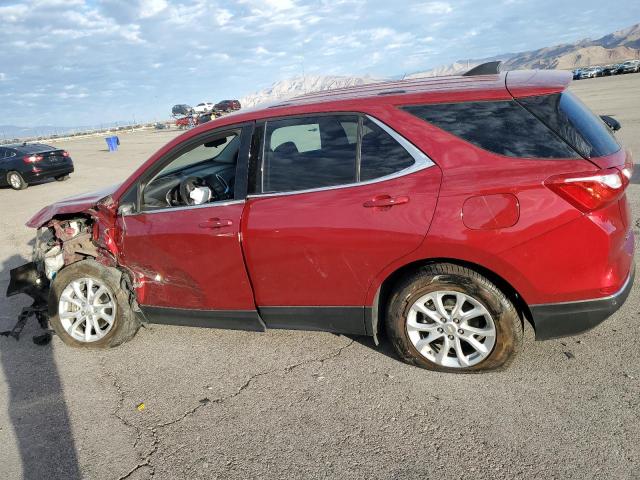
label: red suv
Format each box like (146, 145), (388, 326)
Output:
(9, 68), (634, 372)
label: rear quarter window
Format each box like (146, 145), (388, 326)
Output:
(403, 100), (580, 159)
(517, 92), (620, 158)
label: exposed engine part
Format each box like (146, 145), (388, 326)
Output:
(44, 245), (64, 280)
(34, 217), (100, 270)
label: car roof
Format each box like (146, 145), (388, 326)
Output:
(4, 143), (55, 153)
(212, 70), (571, 124)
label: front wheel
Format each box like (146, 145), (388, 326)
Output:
(55, 174), (70, 181)
(49, 260), (140, 348)
(386, 263), (523, 373)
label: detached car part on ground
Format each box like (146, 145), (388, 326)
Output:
(6, 65), (635, 373)
(0, 143), (74, 190)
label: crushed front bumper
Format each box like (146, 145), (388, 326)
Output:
(6, 261), (49, 302)
(530, 265), (635, 340)
(3, 262), (50, 341)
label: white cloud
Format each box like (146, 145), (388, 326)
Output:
(415, 2), (453, 14)
(0, 4), (28, 22)
(215, 8), (233, 26)
(11, 40), (52, 49)
(369, 27), (395, 40)
(0, 73), (6, 81)
(262, 0), (296, 11)
(212, 53), (231, 61)
(140, 0), (168, 18)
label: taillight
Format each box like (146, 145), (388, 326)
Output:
(62, 151), (70, 157)
(620, 161), (634, 182)
(23, 154), (43, 164)
(545, 168), (629, 213)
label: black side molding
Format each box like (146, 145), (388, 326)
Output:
(139, 305), (370, 335)
(259, 306), (367, 335)
(530, 266), (635, 340)
(141, 306), (266, 332)
(463, 61), (502, 76)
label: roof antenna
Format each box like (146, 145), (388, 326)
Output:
(463, 61), (502, 76)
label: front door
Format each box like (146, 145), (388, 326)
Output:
(117, 125), (262, 330)
(243, 114), (441, 333)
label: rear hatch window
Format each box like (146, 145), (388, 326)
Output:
(517, 91), (620, 159)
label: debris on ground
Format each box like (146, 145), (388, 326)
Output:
(564, 351), (575, 359)
(32, 331), (53, 345)
(136, 403), (145, 412)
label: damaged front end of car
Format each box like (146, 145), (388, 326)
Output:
(4, 193), (122, 342)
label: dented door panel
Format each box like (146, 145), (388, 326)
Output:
(118, 202), (256, 310)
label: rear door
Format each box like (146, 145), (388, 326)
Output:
(242, 113), (442, 333)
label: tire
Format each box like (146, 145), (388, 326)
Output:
(385, 263), (523, 373)
(49, 259), (140, 348)
(7, 171), (27, 190)
(55, 174), (70, 181)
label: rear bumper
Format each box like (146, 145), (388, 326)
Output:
(23, 165), (74, 182)
(530, 265), (635, 340)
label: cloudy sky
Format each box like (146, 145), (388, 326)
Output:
(0, 0), (638, 126)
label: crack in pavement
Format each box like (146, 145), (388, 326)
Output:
(99, 356), (145, 449)
(99, 357), (153, 480)
(111, 338), (355, 479)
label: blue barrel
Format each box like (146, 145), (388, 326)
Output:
(105, 136), (120, 152)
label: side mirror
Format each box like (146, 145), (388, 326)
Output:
(117, 203), (135, 216)
(600, 115), (621, 132)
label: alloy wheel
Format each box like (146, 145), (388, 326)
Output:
(406, 290), (496, 368)
(58, 277), (117, 342)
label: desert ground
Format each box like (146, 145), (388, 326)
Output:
(0, 74), (639, 479)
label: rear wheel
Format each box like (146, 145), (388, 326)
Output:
(7, 171), (27, 190)
(386, 263), (523, 373)
(49, 260), (140, 348)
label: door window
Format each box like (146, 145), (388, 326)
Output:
(263, 115), (358, 193)
(261, 114), (421, 194)
(142, 131), (241, 209)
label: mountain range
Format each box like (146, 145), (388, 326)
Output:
(241, 23), (640, 107)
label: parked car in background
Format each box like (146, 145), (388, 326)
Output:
(172, 104), (193, 116)
(214, 99), (241, 113)
(601, 64), (618, 76)
(618, 60), (640, 74)
(12, 67), (634, 373)
(572, 68), (583, 80)
(194, 102), (215, 114)
(579, 66), (603, 79)
(0, 143), (74, 190)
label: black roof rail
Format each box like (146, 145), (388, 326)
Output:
(463, 61), (502, 76)
(378, 89), (406, 96)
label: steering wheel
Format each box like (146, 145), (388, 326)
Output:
(179, 176), (210, 206)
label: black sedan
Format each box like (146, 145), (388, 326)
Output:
(0, 143), (74, 190)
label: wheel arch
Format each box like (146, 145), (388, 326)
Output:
(366, 257), (534, 343)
